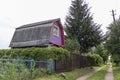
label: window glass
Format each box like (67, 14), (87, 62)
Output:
(53, 25), (59, 37)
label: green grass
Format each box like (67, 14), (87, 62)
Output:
(34, 67), (99, 80)
(113, 66), (120, 80)
(86, 65), (109, 80)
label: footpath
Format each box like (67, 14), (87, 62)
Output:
(104, 64), (114, 80)
(76, 64), (114, 80)
(76, 66), (105, 80)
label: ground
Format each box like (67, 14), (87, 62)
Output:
(76, 64), (114, 80)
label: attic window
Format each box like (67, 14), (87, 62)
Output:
(52, 25), (59, 37)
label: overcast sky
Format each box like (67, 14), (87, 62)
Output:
(0, 0), (120, 49)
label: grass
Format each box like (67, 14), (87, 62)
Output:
(0, 61), (31, 80)
(34, 67), (99, 80)
(113, 65), (120, 80)
(86, 65), (109, 80)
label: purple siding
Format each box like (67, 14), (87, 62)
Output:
(49, 22), (62, 46)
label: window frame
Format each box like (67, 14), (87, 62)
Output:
(52, 24), (59, 37)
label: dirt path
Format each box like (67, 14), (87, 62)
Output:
(76, 66), (106, 80)
(104, 64), (114, 80)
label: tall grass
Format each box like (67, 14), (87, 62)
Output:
(0, 60), (49, 80)
(0, 61), (30, 80)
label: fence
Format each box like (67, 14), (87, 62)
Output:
(0, 55), (95, 79)
(55, 54), (95, 72)
(0, 58), (54, 80)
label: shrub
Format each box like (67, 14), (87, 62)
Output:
(88, 54), (103, 66)
(0, 47), (70, 60)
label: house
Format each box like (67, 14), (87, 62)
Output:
(9, 18), (64, 48)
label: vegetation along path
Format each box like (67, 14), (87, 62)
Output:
(76, 66), (106, 80)
(104, 64), (114, 80)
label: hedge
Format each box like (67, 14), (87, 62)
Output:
(88, 54), (103, 66)
(0, 47), (70, 60)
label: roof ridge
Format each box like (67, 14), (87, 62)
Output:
(17, 18), (60, 29)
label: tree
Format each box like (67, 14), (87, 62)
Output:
(65, 0), (103, 53)
(64, 39), (80, 54)
(93, 44), (109, 64)
(105, 19), (120, 63)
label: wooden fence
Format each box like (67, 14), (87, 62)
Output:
(55, 54), (95, 72)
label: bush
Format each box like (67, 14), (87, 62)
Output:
(0, 47), (70, 60)
(88, 54), (103, 66)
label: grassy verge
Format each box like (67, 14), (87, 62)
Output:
(86, 65), (108, 80)
(113, 65), (120, 80)
(34, 67), (99, 80)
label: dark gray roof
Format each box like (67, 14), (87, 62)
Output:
(10, 18), (60, 48)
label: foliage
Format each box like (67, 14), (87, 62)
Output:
(65, 0), (103, 53)
(0, 61), (30, 80)
(0, 60), (50, 80)
(88, 54), (103, 66)
(93, 44), (109, 64)
(64, 38), (80, 54)
(112, 54), (120, 65)
(105, 19), (120, 62)
(0, 47), (70, 60)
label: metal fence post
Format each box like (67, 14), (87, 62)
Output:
(30, 59), (34, 71)
(51, 60), (55, 72)
(47, 59), (55, 73)
(30, 59), (34, 78)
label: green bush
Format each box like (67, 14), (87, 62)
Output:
(88, 54), (103, 66)
(0, 47), (70, 60)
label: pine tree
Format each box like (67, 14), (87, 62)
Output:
(65, 0), (102, 53)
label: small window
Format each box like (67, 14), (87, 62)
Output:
(52, 25), (59, 37)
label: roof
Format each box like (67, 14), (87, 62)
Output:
(17, 18), (60, 29)
(10, 18), (61, 48)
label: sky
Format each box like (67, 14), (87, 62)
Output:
(0, 0), (120, 49)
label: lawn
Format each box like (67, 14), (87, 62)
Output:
(86, 65), (108, 80)
(34, 67), (98, 80)
(113, 66), (120, 80)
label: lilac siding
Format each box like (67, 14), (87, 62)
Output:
(49, 22), (62, 46)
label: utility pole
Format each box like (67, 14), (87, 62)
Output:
(111, 10), (116, 23)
